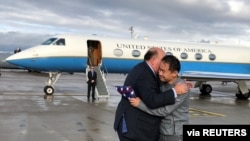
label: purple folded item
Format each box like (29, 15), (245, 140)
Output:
(116, 86), (136, 99)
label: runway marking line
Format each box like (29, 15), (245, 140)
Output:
(189, 107), (226, 117)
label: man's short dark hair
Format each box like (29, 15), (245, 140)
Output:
(161, 55), (181, 72)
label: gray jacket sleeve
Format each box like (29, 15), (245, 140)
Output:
(137, 91), (189, 117)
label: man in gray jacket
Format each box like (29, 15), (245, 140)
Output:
(129, 55), (191, 141)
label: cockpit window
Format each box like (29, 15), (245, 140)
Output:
(54, 38), (65, 46)
(41, 38), (57, 45)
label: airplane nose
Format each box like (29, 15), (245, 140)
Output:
(5, 53), (24, 66)
(5, 47), (40, 69)
(6, 54), (16, 62)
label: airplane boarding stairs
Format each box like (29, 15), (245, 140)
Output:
(93, 66), (110, 100)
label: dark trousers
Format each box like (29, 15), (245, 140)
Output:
(87, 83), (96, 99)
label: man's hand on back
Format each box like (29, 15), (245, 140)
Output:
(174, 80), (193, 95)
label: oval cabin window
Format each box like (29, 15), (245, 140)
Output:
(195, 53), (202, 60)
(113, 49), (123, 57)
(209, 53), (216, 61)
(166, 52), (173, 56)
(180, 52), (188, 59)
(132, 50), (141, 57)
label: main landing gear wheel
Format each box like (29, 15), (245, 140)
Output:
(199, 84), (212, 94)
(44, 85), (54, 95)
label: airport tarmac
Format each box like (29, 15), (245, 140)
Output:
(0, 69), (250, 141)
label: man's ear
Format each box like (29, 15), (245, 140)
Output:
(173, 70), (178, 77)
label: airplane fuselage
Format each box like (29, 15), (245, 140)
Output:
(5, 34), (250, 74)
(5, 34), (250, 98)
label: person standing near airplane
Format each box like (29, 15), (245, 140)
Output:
(87, 66), (97, 101)
(129, 55), (191, 141)
(114, 47), (189, 141)
(14, 47), (21, 54)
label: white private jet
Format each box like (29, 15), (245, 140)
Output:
(5, 34), (250, 99)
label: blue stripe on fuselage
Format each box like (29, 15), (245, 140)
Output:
(7, 57), (250, 74)
(8, 57), (87, 72)
(7, 57), (140, 73)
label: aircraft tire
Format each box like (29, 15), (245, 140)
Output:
(44, 86), (54, 95)
(200, 84), (212, 94)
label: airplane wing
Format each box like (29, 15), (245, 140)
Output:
(179, 71), (250, 81)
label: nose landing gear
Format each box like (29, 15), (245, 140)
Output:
(44, 72), (61, 95)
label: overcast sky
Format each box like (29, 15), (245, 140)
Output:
(1, 0), (250, 51)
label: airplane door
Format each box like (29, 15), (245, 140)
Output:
(87, 40), (102, 67)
